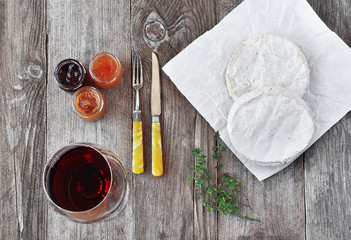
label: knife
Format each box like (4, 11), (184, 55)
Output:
(151, 52), (163, 177)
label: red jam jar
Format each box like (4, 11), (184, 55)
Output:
(54, 59), (88, 91)
(72, 86), (105, 121)
(89, 52), (123, 88)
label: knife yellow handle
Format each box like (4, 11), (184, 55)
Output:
(132, 120), (144, 174)
(152, 122), (163, 177)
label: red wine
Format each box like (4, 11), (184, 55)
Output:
(48, 147), (111, 211)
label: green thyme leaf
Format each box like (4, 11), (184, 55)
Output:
(188, 131), (259, 222)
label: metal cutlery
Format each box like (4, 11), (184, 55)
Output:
(151, 52), (163, 177)
(132, 50), (144, 174)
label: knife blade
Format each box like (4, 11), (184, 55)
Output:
(151, 52), (161, 116)
(151, 52), (163, 177)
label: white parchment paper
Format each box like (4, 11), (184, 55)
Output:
(162, 0), (351, 181)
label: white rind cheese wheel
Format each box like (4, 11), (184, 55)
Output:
(227, 87), (314, 165)
(226, 34), (310, 100)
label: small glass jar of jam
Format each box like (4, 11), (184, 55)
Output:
(72, 86), (105, 121)
(89, 52), (123, 88)
(54, 59), (88, 91)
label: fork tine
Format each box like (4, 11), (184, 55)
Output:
(132, 50), (136, 85)
(138, 54), (143, 85)
(136, 53), (140, 85)
(132, 49), (144, 88)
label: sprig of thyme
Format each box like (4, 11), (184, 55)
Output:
(212, 131), (227, 160)
(189, 131), (259, 222)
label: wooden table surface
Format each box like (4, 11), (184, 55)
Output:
(1, 0), (351, 239)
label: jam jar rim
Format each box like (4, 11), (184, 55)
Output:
(89, 52), (122, 83)
(72, 86), (105, 118)
(54, 58), (87, 91)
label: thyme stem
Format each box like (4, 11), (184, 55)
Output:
(189, 131), (260, 222)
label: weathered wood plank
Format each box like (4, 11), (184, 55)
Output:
(189, 1), (219, 239)
(214, 1), (306, 239)
(194, 113), (218, 240)
(131, 1), (216, 239)
(305, 1), (351, 239)
(305, 115), (351, 240)
(217, 155), (305, 240)
(0, 0), (350, 239)
(0, 0), (47, 239)
(46, 0), (133, 239)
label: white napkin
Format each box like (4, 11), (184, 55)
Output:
(163, 0), (351, 181)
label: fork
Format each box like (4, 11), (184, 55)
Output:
(132, 50), (144, 174)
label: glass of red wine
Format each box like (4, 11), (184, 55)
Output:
(43, 143), (128, 223)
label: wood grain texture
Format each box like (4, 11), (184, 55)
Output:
(305, 116), (351, 240)
(189, 2), (219, 239)
(46, 0), (133, 239)
(306, 1), (351, 239)
(131, 0), (217, 239)
(0, 0), (350, 239)
(0, 0), (47, 239)
(194, 113), (218, 240)
(218, 154), (305, 240)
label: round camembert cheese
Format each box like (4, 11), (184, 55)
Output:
(226, 34), (310, 100)
(227, 87), (314, 165)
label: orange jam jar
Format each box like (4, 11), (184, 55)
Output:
(72, 86), (105, 121)
(89, 52), (123, 88)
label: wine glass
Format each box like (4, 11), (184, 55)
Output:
(43, 142), (129, 223)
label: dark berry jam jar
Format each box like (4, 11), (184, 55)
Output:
(54, 59), (88, 91)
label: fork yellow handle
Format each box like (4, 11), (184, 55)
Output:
(152, 122), (163, 177)
(132, 120), (144, 174)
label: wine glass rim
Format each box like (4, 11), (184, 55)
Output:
(42, 142), (119, 216)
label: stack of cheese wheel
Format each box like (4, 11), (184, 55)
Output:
(226, 34), (314, 165)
